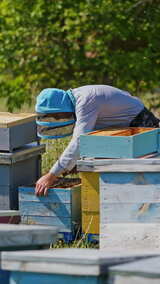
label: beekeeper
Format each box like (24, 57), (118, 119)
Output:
(35, 85), (159, 195)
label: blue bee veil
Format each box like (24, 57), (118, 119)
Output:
(35, 88), (76, 139)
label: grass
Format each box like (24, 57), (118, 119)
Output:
(52, 239), (99, 249)
(41, 137), (72, 175)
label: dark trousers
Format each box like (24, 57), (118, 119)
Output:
(130, 107), (160, 128)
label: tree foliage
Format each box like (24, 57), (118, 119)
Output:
(0, 0), (160, 111)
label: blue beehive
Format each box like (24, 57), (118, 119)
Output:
(18, 178), (81, 242)
(80, 127), (160, 158)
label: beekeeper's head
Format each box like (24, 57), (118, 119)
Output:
(35, 88), (76, 139)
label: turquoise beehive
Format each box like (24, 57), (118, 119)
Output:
(80, 127), (160, 158)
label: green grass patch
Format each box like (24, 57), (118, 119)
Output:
(41, 137), (71, 175)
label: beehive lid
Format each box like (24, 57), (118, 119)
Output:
(0, 224), (58, 248)
(0, 112), (36, 128)
(0, 143), (45, 164)
(89, 127), (155, 136)
(0, 210), (20, 217)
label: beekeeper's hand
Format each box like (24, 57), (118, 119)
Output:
(35, 173), (58, 196)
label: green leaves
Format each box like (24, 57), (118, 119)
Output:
(0, 0), (160, 111)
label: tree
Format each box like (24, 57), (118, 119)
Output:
(0, 0), (160, 111)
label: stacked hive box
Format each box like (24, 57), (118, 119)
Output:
(0, 112), (45, 212)
(18, 178), (81, 242)
(78, 127), (160, 243)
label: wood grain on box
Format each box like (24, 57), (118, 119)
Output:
(101, 203), (160, 223)
(100, 172), (160, 223)
(0, 113), (36, 128)
(82, 212), (99, 235)
(77, 155), (160, 172)
(80, 172), (99, 235)
(100, 223), (160, 250)
(80, 172), (99, 211)
(22, 216), (75, 231)
(100, 172), (160, 203)
(18, 181), (81, 235)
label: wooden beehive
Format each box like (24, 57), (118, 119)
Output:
(0, 143), (45, 210)
(100, 171), (160, 224)
(78, 156), (160, 249)
(18, 178), (81, 241)
(0, 112), (37, 151)
(80, 127), (160, 158)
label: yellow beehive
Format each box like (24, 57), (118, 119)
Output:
(80, 172), (99, 234)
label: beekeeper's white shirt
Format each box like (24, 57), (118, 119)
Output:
(50, 85), (144, 176)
